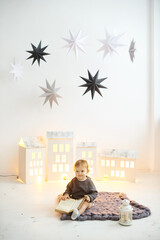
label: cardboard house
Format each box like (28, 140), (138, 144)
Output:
(76, 142), (97, 179)
(46, 131), (74, 181)
(98, 149), (137, 182)
(18, 136), (46, 184)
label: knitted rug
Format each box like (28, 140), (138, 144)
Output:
(60, 192), (151, 221)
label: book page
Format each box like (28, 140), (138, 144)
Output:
(73, 198), (84, 210)
(56, 199), (75, 212)
(55, 198), (84, 213)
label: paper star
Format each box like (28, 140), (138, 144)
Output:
(129, 39), (136, 62)
(79, 70), (107, 99)
(39, 80), (61, 108)
(98, 31), (125, 58)
(62, 30), (87, 57)
(10, 59), (23, 80)
(26, 41), (50, 65)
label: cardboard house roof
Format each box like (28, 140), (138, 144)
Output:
(19, 136), (46, 148)
(99, 149), (137, 158)
(76, 142), (97, 148)
(47, 131), (74, 139)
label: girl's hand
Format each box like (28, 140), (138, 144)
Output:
(84, 195), (90, 202)
(57, 193), (70, 201)
(61, 194), (70, 200)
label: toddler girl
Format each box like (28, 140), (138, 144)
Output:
(58, 159), (98, 220)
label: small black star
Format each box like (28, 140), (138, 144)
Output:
(79, 70), (107, 99)
(26, 41), (50, 66)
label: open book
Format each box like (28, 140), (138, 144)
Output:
(55, 197), (85, 214)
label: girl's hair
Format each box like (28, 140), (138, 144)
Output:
(74, 159), (89, 173)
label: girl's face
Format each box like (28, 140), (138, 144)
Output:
(75, 165), (88, 181)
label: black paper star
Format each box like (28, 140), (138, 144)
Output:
(26, 41), (50, 65)
(79, 70), (107, 99)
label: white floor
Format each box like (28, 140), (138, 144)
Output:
(0, 172), (160, 240)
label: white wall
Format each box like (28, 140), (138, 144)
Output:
(152, 0), (160, 171)
(0, 0), (159, 174)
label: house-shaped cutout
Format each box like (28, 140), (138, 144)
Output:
(98, 149), (137, 182)
(76, 142), (97, 179)
(46, 131), (74, 181)
(18, 136), (46, 184)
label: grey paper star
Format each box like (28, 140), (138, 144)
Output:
(39, 80), (61, 108)
(79, 70), (107, 99)
(129, 39), (136, 62)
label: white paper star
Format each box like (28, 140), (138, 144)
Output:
(10, 59), (23, 80)
(62, 30), (87, 57)
(129, 39), (136, 62)
(39, 80), (62, 108)
(98, 31), (125, 59)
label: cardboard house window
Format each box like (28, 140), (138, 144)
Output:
(53, 144), (58, 152)
(111, 160), (115, 167)
(111, 170), (114, 176)
(106, 160), (110, 166)
(30, 169), (33, 176)
(116, 170), (119, 177)
(120, 161), (125, 167)
(130, 161), (135, 168)
(59, 164), (63, 172)
(88, 151), (92, 158)
(65, 164), (69, 172)
(120, 171), (125, 177)
(101, 159), (105, 166)
(56, 155), (60, 162)
(34, 169), (38, 175)
(62, 155), (66, 162)
(87, 159), (93, 166)
(65, 144), (70, 152)
(82, 151), (86, 158)
(126, 161), (130, 168)
(38, 152), (42, 159)
(32, 152), (35, 159)
(39, 168), (43, 175)
(53, 164), (57, 172)
(59, 144), (64, 152)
